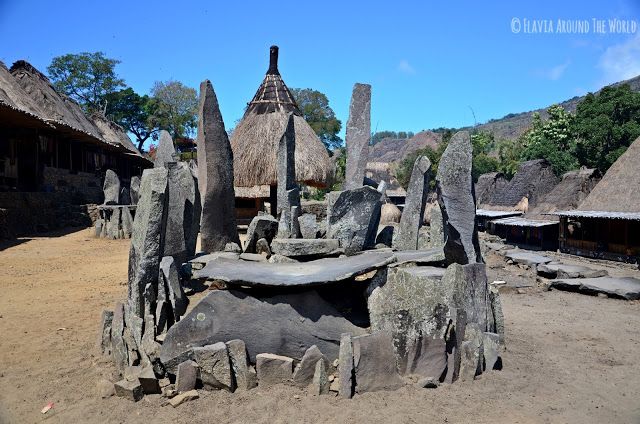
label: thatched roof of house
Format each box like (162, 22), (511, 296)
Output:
(0, 61), (50, 126)
(230, 46), (331, 188)
(475, 172), (509, 206)
(577, 136), (640, 212)
(527, 167), (600, 219)
(365, 161), (406, 198)
(91, 113), (144, 157)
(489, 159), (559, 210)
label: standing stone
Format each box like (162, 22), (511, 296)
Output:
(311, 359), (330, 395)
(121, 207), (134, 239)
(338, 333), (354, 399)
(159, 256), (187, 321)
(290, 205), (302, 238)
(394, 156), (431, 251)
(103, 169), (120, 205)
(327, 186), (382, 255)
(176, 360), (198, 392)
(490, 285), (505, 338)
(111, 302), (128, 372)
(298, 213), (318, 239)
(196, 80), (240, 252)
(256, 353), (293, 387)
(276, 114), (301, 238)
(130, 176), (141, 205)
(293, 345), (327, 387)
(99, 310), (113, 356)
(226, 339), (256, 391)
(459, 324), (483, 381)
(427, 206), (445, 249)
(344, 83), (371, 190)
(352, 331), (405, 393)
(154, 130), (178, 168)
(404, 336), (447, 380)
(106, 208), (121, 240)
(164, 162), (200, 264)
(128, 168), (169, 318)
(244, 214), (278, 253)
(435, 131), (482, 265)
(138, 365), (161, 394)
(95, 219), (104, 238)
(120, 187), (131, 205)
(193, 342), (234, 391)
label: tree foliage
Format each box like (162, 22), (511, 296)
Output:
(105, 88), (158, 151)
(47, 52), (125, 113)
(573, 84), (640, 172)
(149, 80), (198, 139)
(370, 130), (415, 145)
(290, 88), (342, 150)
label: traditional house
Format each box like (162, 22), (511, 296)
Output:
(554, 137), (640, 263)
(475, 171), (509, 207)
(488, 159), (559, 211)
(0, 60), (150, 237)
(230, 46), (331, 223)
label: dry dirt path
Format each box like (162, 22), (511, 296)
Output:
(0, 228), (639, 423)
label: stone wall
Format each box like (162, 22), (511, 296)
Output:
(42, 166), (103, 204)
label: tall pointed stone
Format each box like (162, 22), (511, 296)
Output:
(393, 156), (431, 250)
(154, 130), (178, 168)
(276, 113), (300, 238)
(344, 83), (371, 190)
(196, 80), (240, 252)
(435, 131), (482, 265)
(164, 162), (200, 264)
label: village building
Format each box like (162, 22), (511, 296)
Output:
(553, 136), (640, 263)
(229, 46), (331, 224)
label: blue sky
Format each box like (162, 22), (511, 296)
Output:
(1, 0), (639, 145)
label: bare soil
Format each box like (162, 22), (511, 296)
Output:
(1, 228), (639, 424)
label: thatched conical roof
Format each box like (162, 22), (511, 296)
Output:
(475, 172), (509, 206)
(489, 159), (559, 209)
(577, 136), (640, 212)
(230, 46), (331, 188)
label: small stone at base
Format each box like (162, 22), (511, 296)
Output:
(114, 379), (144, 402)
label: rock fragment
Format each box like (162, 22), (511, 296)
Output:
(193, 342), (233, 391)
(293, 345), (327, 387)
(114, 379), (144, 402)
(176, 360), (198, 392)
(256, 353), (293, 387)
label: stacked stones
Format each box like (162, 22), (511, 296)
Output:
(95, 169), (139, 240)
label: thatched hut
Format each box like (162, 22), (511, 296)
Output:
(475, 172), (509, 207)
(489, 159), (559, 210)
(230, 46), (331, 222)
(553, 137), (640, 263)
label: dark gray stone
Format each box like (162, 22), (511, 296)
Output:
(197, 80), (240, 252)
(128, 167), (168, 318)
(106, 208), (120, 240)
(119, 187), (131, 205)
(138, 365), (161, 394)
(164, 162), (200, 264)
(239, 252), (267, 262)
(276, 114), (301, 238)
(459, 324), (483, 381)
(224, 242), (242, 253)
(537, 262), (608, 279)
(193, 342), (233, 391)
(338, 333), (354, 399)
(389, 248), (446, 268)
(291, 205), (302, 238)
(312, 358), (330, 395)
(375, 225), (395, 247)
(256, 353), (293, 387)
(394, 156), (431, 250)
(270, 238), (339, 258)
(344, 83), (371, 190)
(226, 339), (255, 391)
(427, 206), (445, 249)
(489, 286), (505, 337)
(268, 254), (298, 264)
(550, 276), (640, 300)
(111, 302), (128, 372)
(298, 213), (318, 239)
(154, 130), (178, 168)
(130, 176), (140, 205)
(121, 207), (134, 239)
(114, 379), (144, 402)
(293, 345), (327, 387)
(352, 331), (405, 393)
(435, 131), (482, 265)
(103, 169), (120, 205)
(327, 186), (382, 255)
(404, 337), (447, 380)
(159, 256), (187, 321)
(505, 250), (552, 266)
(417, 377), (439, 388)
(99, 309), (113, 356)
(193, 250), (395, 288)
(160, 290), (366, 371)
(255, 238), (271, 257)
(176, 360), (198, 392)
(244, 215), (278, 253)
(95, 219), (104, 238)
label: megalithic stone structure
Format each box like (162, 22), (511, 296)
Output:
(154, 130), (178, 168)
(344, 83), (371, 190)
(127, 167), (169, 318)
(103, 169), (121, 205)
(435, 131), (482, 265)
(196, 80), (240, 252)
(164, 162), (200, 265)
(276, 113), (301, 238)
(393, 156), (432, 251)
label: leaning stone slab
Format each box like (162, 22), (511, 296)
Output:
(256, 353), (293, 388)
(312, 358), (330, 395)
(197, 80), (240, 252)
(293, 345), (327, 387)
(435, 131), (482, 265)
(193, 250), (395, 288)
(505, 250), (552, 267)
(188, 252), (240, 270)
(550, 276), (640, 300)
(389, 248), (446, 268)
(344, 83), (371, 190)
(458, 324), (483, 382)
(159, 256), (187, 321)
(326, 186), (382, 255)
(352, 331), (405, 393)
(270, 238), (339, 258)
(244, 215), (278, 253)
(176, 360), (198, 392)
(338, 333), (354, 399)
(164, 162), (200, 264)
(114, 379), (144, 402)
(111, 302), (128, 372)
(404, 336), (447, 380)
(427, 206), (445, 249)
(226, 339), (255, 391)
(537, 262), (608, 279)
(160, 290), (366, 371)
(154, 130), (178, 168)
(103, 169), (120, 205)
(394, 156), (431, 250)
(193, 342), (233, 391)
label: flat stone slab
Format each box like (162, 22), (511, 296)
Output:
(504, 250), (552, 266)
(270, 238), (340, 258)
(193, 250), (396, 288)
(550, 277), (640, 300)
(538, 262), (608, 279)
(389, 248), (445, 268)
(189, 252), (240, 265)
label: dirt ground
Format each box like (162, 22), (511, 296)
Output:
(1, 228), (639, 424)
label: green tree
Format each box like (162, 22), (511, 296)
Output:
(520, 105), (578, 175)
(470, 131), (499, 180)
(573, 84), (640, 172)
(290, 88), (342, 150)
(105, 88), (158, 152)
(149, 80), (198, 139)
(47, 52), (125, 113)
(496, 138), (523, 179)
